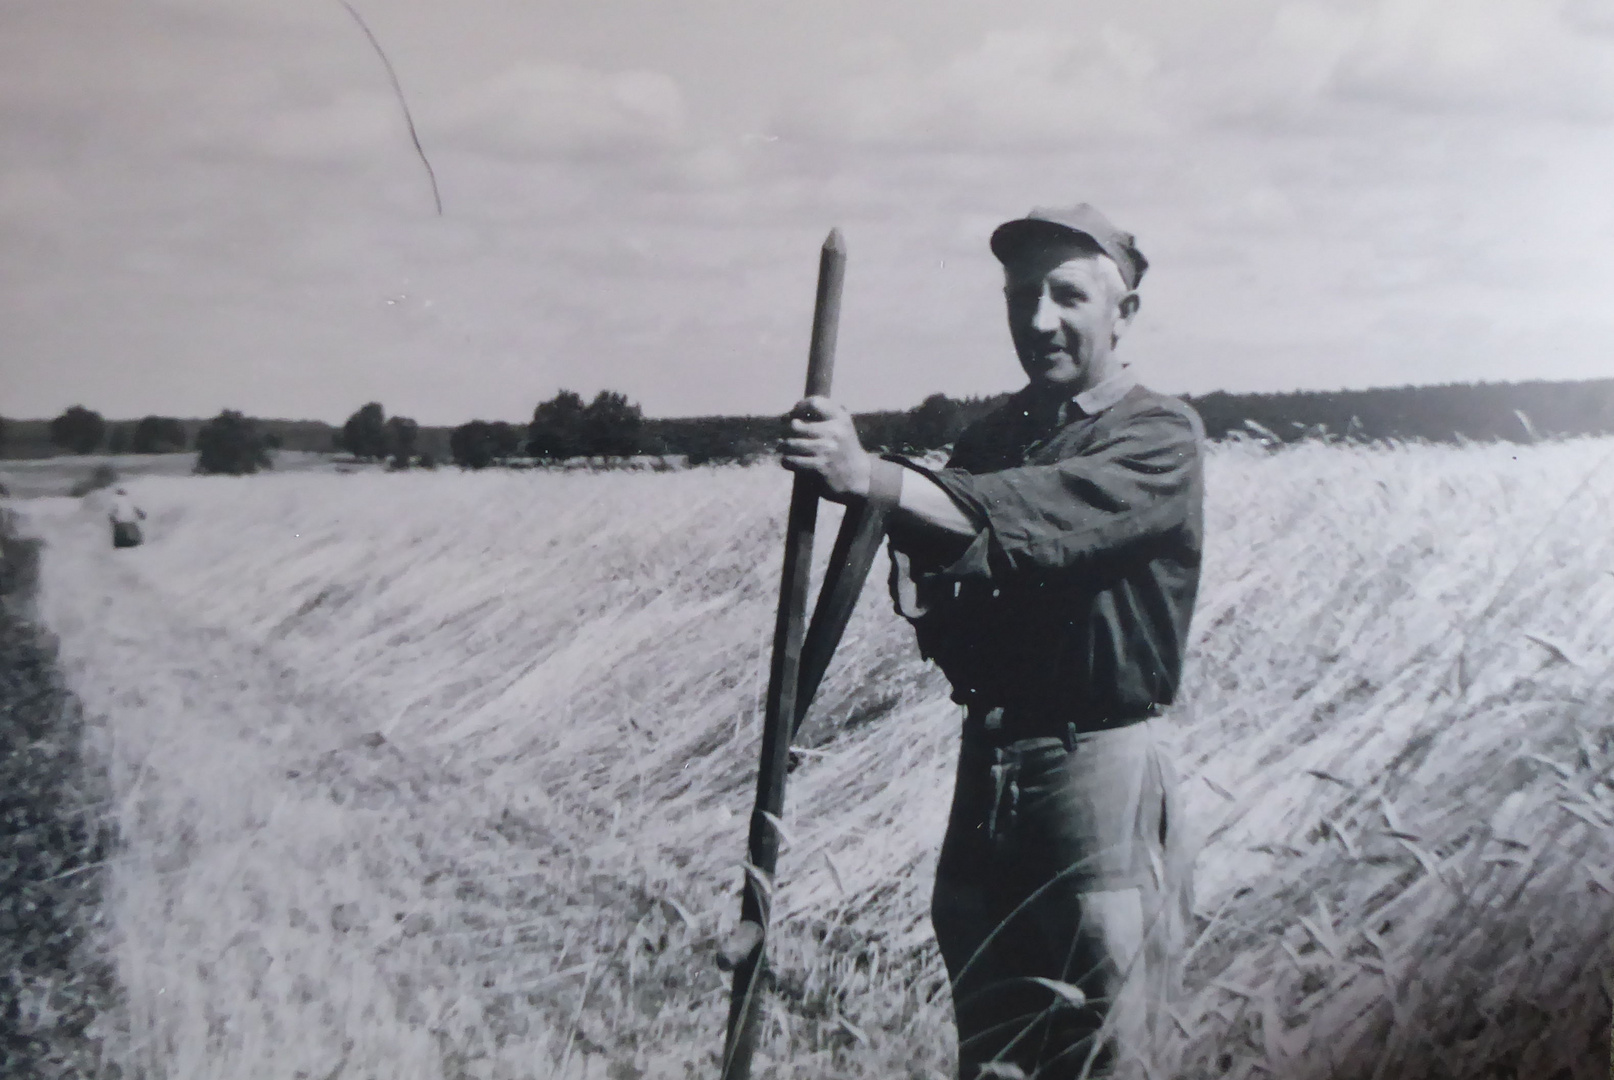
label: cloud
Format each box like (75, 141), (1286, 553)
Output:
(780, 27), (1167, 148)
(776, 1), (1614, 150)
(1324, 0), (1614, 120)
(1563, 0), (1614, 34)
(218, 60), (692, 169)
(0, 167), (74, 227)
(258, 90), (405, 159)
(428, 64), (688, 159)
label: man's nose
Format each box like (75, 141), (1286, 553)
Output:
(1031, 291), (1061, 335)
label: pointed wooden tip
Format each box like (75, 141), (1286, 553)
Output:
(823, 228), (845, 254)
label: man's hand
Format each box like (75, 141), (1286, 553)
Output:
(779, 396), (872, 503)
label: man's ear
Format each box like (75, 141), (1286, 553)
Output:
(1112, 292), (1141, 348)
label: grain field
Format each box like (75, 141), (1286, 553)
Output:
(11, 437), (1614, 1079)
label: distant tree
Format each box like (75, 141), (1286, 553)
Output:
(449, 420), (497, 469)
(0, 416), (7, 455)
(488, 421), (521, 463)
(263, 432), (284, 450)
(49, 406), (106, 455)
(527, 390), (587, 461)
(338, 402), (389, 460)
(905, 393), (966, 450)
(132, 416), (188, 454)
(581, 391), (644, 458)
(194, 410), (272, 475)
(685, 430), (769, 467)
(386, 416), (419, 468)
(648, 414), (785, 465)
(107, 425), (128, 454)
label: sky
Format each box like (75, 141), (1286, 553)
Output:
(2, 0), (1613, 424)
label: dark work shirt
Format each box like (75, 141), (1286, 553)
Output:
(887, 370), (1204, 726)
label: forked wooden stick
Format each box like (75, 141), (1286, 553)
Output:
(718, 228), (846, 1080)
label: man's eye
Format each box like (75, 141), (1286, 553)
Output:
(1051, 288), (1085, 305)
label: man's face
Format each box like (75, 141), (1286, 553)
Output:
(1003, 242), (1137, 393)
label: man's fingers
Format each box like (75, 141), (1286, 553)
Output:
(790, 417), (841, 436)
(790, 395), (845, 422)
(778, 447), (822, 473)
(779, 454), (827, 475)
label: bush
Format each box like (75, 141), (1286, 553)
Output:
(449, 421), (497, 469)
(132, 416), (187, 454)
(528, 389), (645, 461)
(48, 406), (105, 455)
(338, 403), (389, 461)
(488, 421), (520, 464)
(905, 393), (967, 450)
(582, 391), (644, 458)
(194, 410), (272, 475)
(527, 391), (587, 461)
(386, 416), (418, 468)
(686, 433), (770, 467)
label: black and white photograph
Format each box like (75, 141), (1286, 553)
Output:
(2, 1), (1613, 1078)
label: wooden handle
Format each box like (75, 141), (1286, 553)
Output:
(720, 229), (847, 1080)
(804, 229), (846, 398)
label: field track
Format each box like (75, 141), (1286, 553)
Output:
(9, 439), (1614, 1079)
(0, 513), (119, 1078)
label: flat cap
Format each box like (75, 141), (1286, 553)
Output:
(990, 204), (1148, 290)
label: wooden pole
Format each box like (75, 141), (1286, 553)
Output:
(793, 497), (889, 740)
(719, 228), (846, 1080)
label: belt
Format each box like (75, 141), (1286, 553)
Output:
(963, 703), (1155, 748)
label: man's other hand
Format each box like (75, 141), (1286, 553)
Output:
(779, 396), (872, 503)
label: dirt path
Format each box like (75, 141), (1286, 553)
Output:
(15, 500), (678, 1080)
(18, 501), (490, 1079)
(0, 510), (121, 1079)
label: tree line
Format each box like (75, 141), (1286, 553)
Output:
(331, 390), (647, 470)
(1183, 379), (1614, 444)
(8, 378), (1614, 475)
(399, 389), (979, 469)
(0, 407), (276, 474)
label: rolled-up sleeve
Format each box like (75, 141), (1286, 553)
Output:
(915, 406), (1200, 583)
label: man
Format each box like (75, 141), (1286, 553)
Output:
(108, 487), (147, 549)
(780, 204), (1203, 1079)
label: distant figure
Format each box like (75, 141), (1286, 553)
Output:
(108, 487), (146, 549)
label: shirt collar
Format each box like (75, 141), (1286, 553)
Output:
(1014, 367), (1139, 432)
(1071, 368), (1139, 419)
